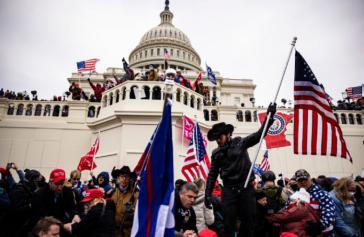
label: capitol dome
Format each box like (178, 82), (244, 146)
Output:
(128, 1), (201, 72)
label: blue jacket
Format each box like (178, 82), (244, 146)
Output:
(97, 172), (113, 195)
(329, 190), (361, 237)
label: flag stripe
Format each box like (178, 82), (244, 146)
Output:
(293, 51), (352, 162)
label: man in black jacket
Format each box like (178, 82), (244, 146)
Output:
(174, 183), (199, 237)
(204, 103), (276, 237)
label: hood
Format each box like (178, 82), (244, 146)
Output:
(194, 191), (205, 205)
(97, 171), (110, 186)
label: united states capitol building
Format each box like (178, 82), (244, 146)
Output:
(0, 2), (363, 180)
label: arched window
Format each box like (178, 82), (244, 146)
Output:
(152, 86), (161, 100)
(44, 105), (51, 116)
(52, 105), (60, 117)
(25, 104), (33, 116)
(35, 104), (42, 116)
(122, 87), (126, 100)
(183, 92), (188, 105)
(340, 114), (347, 124)
(190, 95), (195, 108)
(245, 110), (252, 122)
(61, 105), (69, 117)
(115, 90), (120, 103)
(176, 89), (181, 102)
(204, 109), (210, 121)
(130, 86), (138, 99)
(7, 104), (15, 115)
(142, 86), (150, 100)
(211, 110), (218, 121)
(102, 95), (107, 107)
(237, 110), (243, 122)
(109, 93), (113, 105)
(88, 106), (95, 118)
(334, 113), (339, 123)
(197, 98), (201, 110)
(16, 104), (24, 115)
(356, 114), (363, 125)
(348, 114), (354, 124)
(253, 111), (258, 122)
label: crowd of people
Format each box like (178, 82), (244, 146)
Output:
(1, 161), (364, 237)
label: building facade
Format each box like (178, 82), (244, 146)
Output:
(0, 2), (363, 180)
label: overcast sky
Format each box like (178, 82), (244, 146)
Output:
(0, 0), (363, 106)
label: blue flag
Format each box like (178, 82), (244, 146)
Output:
(206, 64), (217, 85)
(131, 100), (174, 237)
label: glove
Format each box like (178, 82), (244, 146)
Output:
(204, 196), (212, 209)
(267, 102), (277, 117)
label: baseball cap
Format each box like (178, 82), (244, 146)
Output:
(81, 188), (104, 202)
(49, 169), (66, 184)
(294, 169), (310, 180)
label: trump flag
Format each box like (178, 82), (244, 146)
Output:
(258, 112), (293, 149)
(131, 100), (174, 237)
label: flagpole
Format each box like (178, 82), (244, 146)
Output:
(181, 113), (184, 154)
(244, 37), (297, 188)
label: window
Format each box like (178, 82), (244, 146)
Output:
(157, 48), (160, 56)
(334, 113), (339, 122)
(52, 105), (60, 117)
(237, 110), (243, 122)
(183, 92), (188, 105)
(151, 49), (154, 56)
(170, 49), (173, 56)
(348, 114), (354, 124)
(115, 90), (120, 103)
(177, 50), (180, 57)
(142, 86), (150, 99)
(122, 87), (126, 100)
(356, 114), (362, 125)
(35, 104), (42, 116)
(197, 98), (201, 110)
(176, 89), (181, 102)
(109, 93), (113, 105)
(61, 105), (69, 117)
(144, 50), (147, 57)
(204, 110), (209, 121)
(340, 114), (347, 124)
(211, 110), (218, 121)
(190, 95), (195, 108)
(130, 86), (138, 99)
(25, 104), (33, 116)
(88, 106), (95, 118)
(139, 52), (142, 59)
(16, 104), (24, 115)
(245, 111), (252, 122)
(152, 86), (161, 100)
(7, 104), (15, 115)
(44, 105), (51, 116)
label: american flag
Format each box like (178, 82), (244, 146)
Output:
(345, 86), (362, 99)
(181, 122), (211, 182)
(294, 51), (352, 162)
(77, 137), (99, 171)
(164, 49), (171, 60)
(259, 150), (270, 172)
(77, 58), (99, 73)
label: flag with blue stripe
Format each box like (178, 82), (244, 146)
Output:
(206, 64), (217, 85)
(131, 100), (174, 237)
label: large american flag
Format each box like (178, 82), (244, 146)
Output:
(294, 51), (352, 162)
(77, 58), (99, 73)
(181, 122), (211, 182)
(259, 150), (270, 172)
(345, 86), (362, 99)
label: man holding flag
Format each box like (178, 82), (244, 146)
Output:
(205, 103), (276, 237)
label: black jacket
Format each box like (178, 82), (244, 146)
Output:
(174, 193), (198, 234)
(72, 201), (116, 237)
(205, 118), (274, 197)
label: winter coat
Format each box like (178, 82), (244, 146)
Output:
(267, 202), (320, 237)
(329, 190), (361, 237)
(205, 117), (274, 197)
(192, 191), (215, 232)
(111, 187), (138, 237)
(72, 201), (116, 237)
(174, 193), (198, 234)
(88, 80), (105, 101)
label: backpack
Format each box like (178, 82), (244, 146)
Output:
(265, 186), (283, 214)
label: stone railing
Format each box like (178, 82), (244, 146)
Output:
(100, 80), (204, 111)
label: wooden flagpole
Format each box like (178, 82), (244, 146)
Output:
(244, 37), (297, 188)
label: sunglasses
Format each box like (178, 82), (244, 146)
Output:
(297, 178), (308, 183)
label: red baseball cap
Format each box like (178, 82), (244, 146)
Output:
(82, 188), (104, 202)
(49, 169), (66, 184)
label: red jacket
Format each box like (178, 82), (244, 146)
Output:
(266, 202), (319, 237)
(88, 80), (105, 101)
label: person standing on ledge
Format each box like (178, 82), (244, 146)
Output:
(204, 103), (277, 237)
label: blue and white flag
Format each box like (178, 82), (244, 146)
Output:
(131, 100), (174, 237)
(206, 64), (217, 85)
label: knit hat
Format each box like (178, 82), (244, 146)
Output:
(255, 190), (267, 201)
(281, 232), (298, 237)
(290, 188), (310, 203)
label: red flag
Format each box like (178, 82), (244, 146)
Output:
(258, 112), (293, 149)
(294, 51), (352, 161)
(77, 138), (99, 171)
(192, 72), (202, 91)
(181, 123), (210, 182)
